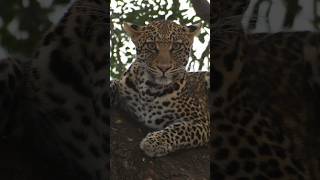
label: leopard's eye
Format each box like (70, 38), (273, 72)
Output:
(171, 42), (182, 50)
(146, 42), (157, 50)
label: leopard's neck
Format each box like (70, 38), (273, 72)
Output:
(123, 61), (186, 98)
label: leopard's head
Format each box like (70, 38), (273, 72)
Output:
(123, 20), (201, 85)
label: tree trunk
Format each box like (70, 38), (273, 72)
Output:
(110, 110), (210, 180)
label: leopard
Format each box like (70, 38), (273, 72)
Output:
(0, 0), (109, 179)
(212, 0), (320, 179)
(110, 20), (210, 157)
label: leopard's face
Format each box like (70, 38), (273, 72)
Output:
(124, 20), (201, 85)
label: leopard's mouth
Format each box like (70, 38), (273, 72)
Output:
(146, 70), (172, 85)
(148, 70), (186, 86)
(146, 67), (184, 86)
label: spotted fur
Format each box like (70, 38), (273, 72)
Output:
(111, 20), (209, 157)
(0, 0), (108, 179)
(212, 0), (320, 179)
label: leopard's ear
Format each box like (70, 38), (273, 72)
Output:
(185, 23), (202, 37)
(123, 22), (143, 39)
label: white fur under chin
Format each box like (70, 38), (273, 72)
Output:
(155, 77), (172, 86)
(145, 70), (174, 86)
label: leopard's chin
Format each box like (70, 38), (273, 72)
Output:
(155, 77), (172, 86)
(146, 72), (173, 86)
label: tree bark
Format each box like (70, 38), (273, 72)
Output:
(110, 110), (210, 180)
(190, 0), (210, 23)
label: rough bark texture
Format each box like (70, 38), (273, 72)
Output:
(110, 110), (210, 180)
(190, 0), (210, 23)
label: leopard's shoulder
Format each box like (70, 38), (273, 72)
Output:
(183, 71), (209, 100)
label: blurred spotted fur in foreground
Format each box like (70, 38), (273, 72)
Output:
(0, 0), (109, 179)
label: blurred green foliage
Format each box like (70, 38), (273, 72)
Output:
(0, 0), (71, 57)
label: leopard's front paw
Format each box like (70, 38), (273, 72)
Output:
(140, 131), (173, 157)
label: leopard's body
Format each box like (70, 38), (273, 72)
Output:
(0, 0), (108, 179)
(213, 0), (320, 179)
(111, 21), (209, 157)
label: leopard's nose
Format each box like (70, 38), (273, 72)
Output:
(157, 64), (171, 73)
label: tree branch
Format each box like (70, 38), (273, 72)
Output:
(190, 0), (210, 23)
